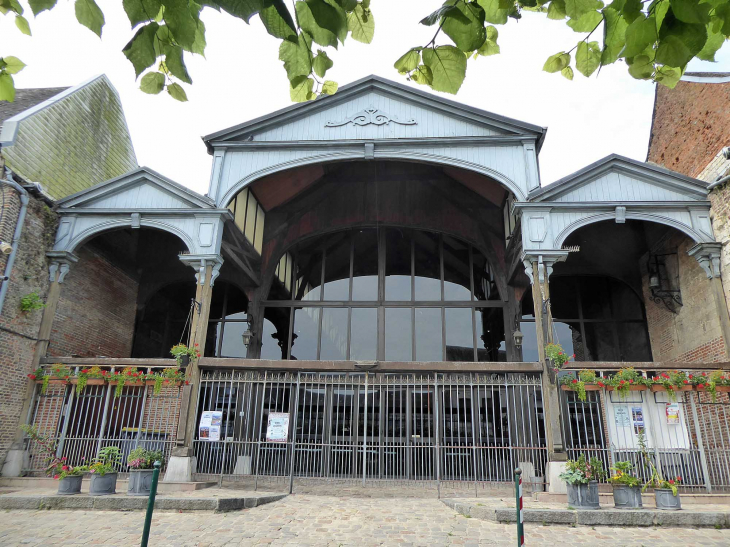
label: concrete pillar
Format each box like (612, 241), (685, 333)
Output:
(688, 242), (730, 358)
(166, 254), (222, 483)
(2, 251), (77, 477)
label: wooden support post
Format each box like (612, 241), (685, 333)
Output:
(689, 243), (730, 359)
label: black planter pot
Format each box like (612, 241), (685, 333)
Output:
(127, 469), (156, 496)
(655, 488), (681, 510)
(612, 485), (643, 509)
(89, 472), (118, 495)
(566, 481), (600, 510)
(179, 354), (190, 368)
(57, 475), (83, 495)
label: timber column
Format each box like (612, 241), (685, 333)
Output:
(522, 251), (568, 493)
(688, 243), (730, 358)
(165, 254), (223, 483)
(2, 251), (77, 477)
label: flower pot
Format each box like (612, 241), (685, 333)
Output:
(560, 384), (602, 392)
(179, 354), (190, 368)
(70, 378), (105, 386)
(650, 385), (692, 393)
(108, 381), (144, 387)
(127, 469), (156, 496)
(612, 485), (643, 509)
(654, 488), (681, 510)
(89, 472), (117, 495)
(605, 385), (647, 392)
(57, 475), (83, 495)
(566, 481), (600, 510)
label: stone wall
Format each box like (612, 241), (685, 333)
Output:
(48, 245), (138, 358)
(642, 233), (726, 363)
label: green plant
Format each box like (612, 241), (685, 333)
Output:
(89, 446), (121, 476)
(20, 424), (87, 479)
(73, 366), (106, 395)
(559, 454), (605, 485)
(170, 343), (200, 366)
(637, 429), (682, 497)
(652, 370), (689, 402)
(112, 367), (144, 398)
(27, 366), (49, 394)
(692, 370), (726, 402)
(607, 461), (641, 488)
(545, 343), (573, 372)
(147, 368), (186, 396)
(127, 447), (165, 469)
(606, 367), (647, 399)
(20, 292), (45, 312)
(558, 369), (597, 402)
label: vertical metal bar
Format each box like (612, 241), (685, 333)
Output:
(434, 372), (441, 498)
(362, 372), (369, 487)
(95, 382), (114, 457)
(254, 371), (268, 491)
(134, 383), (150, 451)
(689, 393), (712, 493)
(289, 372), (301, 494)
(470, 380), (478, 497)
(55, 384), (75, 458)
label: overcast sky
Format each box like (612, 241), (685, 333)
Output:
(4, 0), (729, 195)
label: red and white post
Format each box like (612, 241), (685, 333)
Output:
(514, 467), (524, 546)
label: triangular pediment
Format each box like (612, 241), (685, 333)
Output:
(204, 75), (546, 148)
(529, 155), (709, 203)
(57, 167), (214, 210)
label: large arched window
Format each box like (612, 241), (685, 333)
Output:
(520, 276), (652, 362)
(260, 227), (504, 362)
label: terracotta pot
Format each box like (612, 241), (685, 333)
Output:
(560, 384), (601, 392)
(650, 384), (692, 392)
(144, 379), (182, 387)
(69, 378), (105, 386)
(108, 380), (145, 387)
(696, 385), (730, 392)
(605, 385), (647, 392)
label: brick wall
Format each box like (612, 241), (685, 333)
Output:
(642, 233), (727, 363)
(48, 246), (138, 358)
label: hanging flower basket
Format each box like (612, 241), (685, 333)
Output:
(696, 385), (730, 393)
(650, 384), (692, 393)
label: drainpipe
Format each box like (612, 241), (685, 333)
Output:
(707, 147), (730, 191)
(0, 173), (29, 314)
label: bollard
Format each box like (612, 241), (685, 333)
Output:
(514, 467), (524, 546)
(140, 461), (161, 547)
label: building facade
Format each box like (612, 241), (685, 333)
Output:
(3, 75), (730, 493)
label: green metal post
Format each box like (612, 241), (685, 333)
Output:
(140, 461), (161, 547)
(514, 467), (524, 546)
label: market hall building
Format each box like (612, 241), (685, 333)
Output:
(4, 75), (730, 494)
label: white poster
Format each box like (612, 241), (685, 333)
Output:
(614, 405), (630, 427)
(666, 403), (680, 425)
(266, 412), (290, 443)
(199, 410), (223, 442)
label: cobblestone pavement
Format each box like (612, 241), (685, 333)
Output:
(1, 495), (730, 546)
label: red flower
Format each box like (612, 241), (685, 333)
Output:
(683, 380), (689, 384)
(699, 383), (706, 389)
(676, 476), (682, 482)
(194, 343), (199, 347)
(572, 379), (578, 384)
(81, 369), (89, 374)
(597, 382), (605, 388)
(620, 380), (625, 385)
(28, 374), (36, 380)
(115, 371), (121, 375)
(702, 372), (707, 376)
(53, 474), (60, 480)
(62, 465), (69, 471)
(185, 380), (190, 385)
(629, 379), (634, 384)
(668, 479), (675, 485)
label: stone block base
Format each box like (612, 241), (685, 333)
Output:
(163, 456), (197, 483)
(547, 461), (567, 494)
(1, 448), (29, 477)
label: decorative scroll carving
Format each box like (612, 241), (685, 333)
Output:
(325, 107), (416, 128)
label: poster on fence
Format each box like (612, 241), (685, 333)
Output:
(666, 403), (680, 425)
(632, 406), (644, 434)
(266, 412), (289, 442)
(199, 410), (222, 441)
(614, 406), (630, 427)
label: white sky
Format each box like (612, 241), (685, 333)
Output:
(4, 0), (730, 195)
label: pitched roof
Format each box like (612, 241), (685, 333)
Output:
(0, 87), (68, 130)
(202, 74), (548, 152)
(528, 154), (709, 202)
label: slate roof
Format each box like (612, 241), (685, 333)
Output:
(0, 87), (68, 130)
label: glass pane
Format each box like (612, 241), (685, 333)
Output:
(443, 235), (471, 301)
(219, 321), (247, 357)
(293, 245), (322, 302)
(385, 228), (412, 301)
(610, 279), (644, 320)
(473, 251), (500, 301)
(291, 307), (320, 360)
(323, 233), (351, 301)
(521, 290), (534, 319)
(208, 283), (227, 321)
(414, 231), (440, 301)
(350, 308), (377, 360)
(385, 308), (412, 361)
(583, 322), (619, 361)
(580, 277), (611, 319)
(261, 310), (289, 359)
(415, 308), (442, 361)
(352, 229), (378, 301)
(476, 308), (505, 362)
(320, 308), (348, 360)
(445, 308), (473, 361)
(519, 321), (539, 361)
(550, 277), (579, 320)
(617, 322), (652, 361)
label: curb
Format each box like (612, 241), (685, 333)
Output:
(0, 493), (287, 512)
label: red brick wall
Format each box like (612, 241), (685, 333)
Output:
(647, 79), (730, 177)
(48, 246), (138, 358)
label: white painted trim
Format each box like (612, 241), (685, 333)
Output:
(682, 74), (730, 84)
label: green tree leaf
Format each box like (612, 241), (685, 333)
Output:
(655, 64), (682, 87)
(290, 76), (315, 101)
(623, 15), (657, 58)
(162, 42), (192, 83)
(321, 79), (338, 94)
(336, 0), (356, 10)
(564, 0), (603, 19)
(410, 64), (433, 85)
(122, 0), (161, 27)
(167, 82), (188, 101)
(627, 53), (654, 78)
(214, 0), (267, 22)
(601, 7), (628, 64)
(422, 45), (467, 94)
(669, 0), (710, 25)
(656, 10), (707, 66)
(140, 71), (166, 93)
(279, 33), (312, 81)
(575, 40), (601, 76)
(2, 56), (25, 74)
(123, 23), (159, 77)
(296, 0), (338, 47)
(15, 14), (31, 35)
(28, 0), (57, 16)
(547, 0), (566, 19)
(259, 0), (297, 39)
(477, 25), (500, 56)
(420, 4), (457, 26)
(477, 0), (511, 24)
(697, 23), (724, 61)
(561, 65), (574, 79)
(0, 73), (15, 102)
(312, 49), (333, 77)
(160, 0), (198, 50)
(347, 4), (375, 43)
(567, 9), (602, 31)
(394, 48), (421, 73)
(442, 1), (487, 52)
(307, 0), (348, 45)
(543, 51), (571, 72)
(75, 0), (105, 37)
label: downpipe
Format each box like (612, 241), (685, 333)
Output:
(0, 176), (29, 315)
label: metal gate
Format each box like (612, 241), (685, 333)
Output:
(193, 370), (547, 491)
(26, 380), (183, 473)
